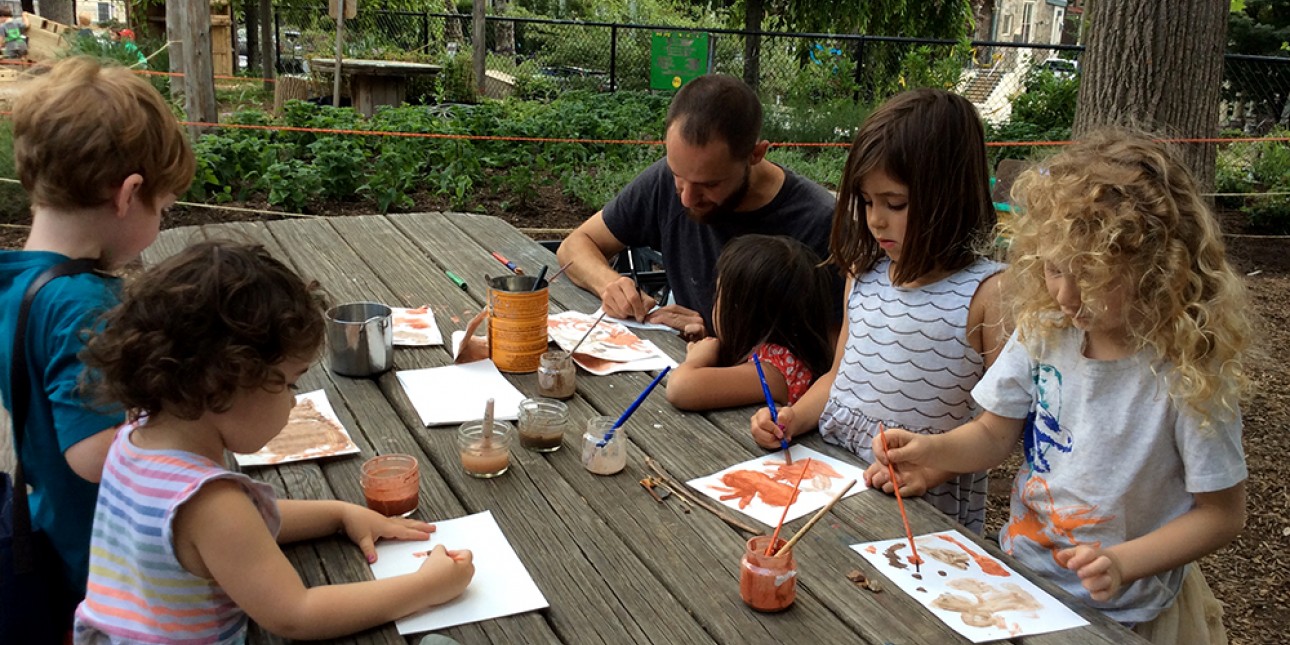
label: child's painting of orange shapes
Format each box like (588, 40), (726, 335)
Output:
(547, 311), (658, 363)
(685, 445), (867, 526)
(234, 389), (360, 467)
(393, 305), (444, 346)
(850, 530), (1089, 642)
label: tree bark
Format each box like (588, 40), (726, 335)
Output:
(473, 0), (485, 95)
(40, 0), (73, 25)
(167, 3), (184, 103)
(244, 0), (258, 73)
(494, 0), (514, 56)
(258, 0), (274, 90)
(743, 0), (763, 90)
(178, 0), (218, 135)
(1072, 0), (1228, 192)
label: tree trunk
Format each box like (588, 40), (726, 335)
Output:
(40, 0), (72, 25)
(179, 0), (218, 135)
(244, 0), (258, 73)
(445, 0), (463, 43)
(1072, 0), (1227, 192)
(258, 0), (274, 90)
(494, 0), (514, 56)
(742, 0), (763, 90)
(473, 0), (485, 95)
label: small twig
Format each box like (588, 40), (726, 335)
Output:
(645, 457), (760, 534)
(639, 478), (663, 503)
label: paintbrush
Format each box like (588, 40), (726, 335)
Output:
(531, 265), (549, 292)
(598, 366), (671, 447)
(774, 479), (857, 557)
(766, 458), (811, 555)
(547, 261), (574, 283)
(877, 422), (921, 573)
(482, 398), (495, 449)
(753, 353), (792, 464)
(626, 248), (642, 299)
(568, 311), (608, 356)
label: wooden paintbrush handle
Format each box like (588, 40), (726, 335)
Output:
(775, 479), (856, 556)
(645, 457), (761, 535)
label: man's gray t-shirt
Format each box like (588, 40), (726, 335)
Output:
(601, 158), (838, 331)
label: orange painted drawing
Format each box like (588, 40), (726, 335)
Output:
(711, 470), (799, 509)
(936, 534), (1010, 577)
(1004, 474), (1114, 564)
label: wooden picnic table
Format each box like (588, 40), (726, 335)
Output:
(140, 212), (1144, 645)
(309, 58), (443, 117)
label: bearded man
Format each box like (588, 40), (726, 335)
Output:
(557, 74), (838, 338)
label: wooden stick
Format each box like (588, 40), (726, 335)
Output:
(774, 479), (856, 557)
(645, 457), (761, 535)
(767, 458), (811, 555)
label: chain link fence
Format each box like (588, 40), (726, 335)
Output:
(269, 6), (1288, 127)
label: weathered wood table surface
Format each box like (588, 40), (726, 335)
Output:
(142, 213), (1144, 645)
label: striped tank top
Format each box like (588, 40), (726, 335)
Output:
(74, 423), (281, 644)
(820, 257), (1003, 534)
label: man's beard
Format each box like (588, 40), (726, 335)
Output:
(685, 166), (751, 225)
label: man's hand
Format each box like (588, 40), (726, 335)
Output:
(600, 276), (656, 322)
(646, 304), (706, 340)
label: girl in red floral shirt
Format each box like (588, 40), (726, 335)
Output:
(666, 234), (835, 410)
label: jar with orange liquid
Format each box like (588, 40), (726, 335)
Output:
(739, 536), (797, 612)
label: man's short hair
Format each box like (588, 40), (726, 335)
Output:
(13, 56), (194, 211)
(664, 74), (763, 159)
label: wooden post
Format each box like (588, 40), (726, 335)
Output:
(166, 2), (184, 103)
(178, 0), (218, 136)
(333, 0), (346, 107)
(472, 0), (485, 96)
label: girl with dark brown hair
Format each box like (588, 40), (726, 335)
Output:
(666, 234), (834, 411)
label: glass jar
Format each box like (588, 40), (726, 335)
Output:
(536, 350), (576, 399)
(517, 398), (569, 453)
(581, 415), (626, 475)
(360, 454), (420, 517)
(457, 419), (513, 478)
(739, 536), (798, 612)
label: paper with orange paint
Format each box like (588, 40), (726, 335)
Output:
(234, 389), (360, 466)
(849, 529), (1088, 642)
(686, 445), (866, 526)
(392, 305), (444, 346)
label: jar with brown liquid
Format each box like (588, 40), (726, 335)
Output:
(537, 350), (576, 399)
(739, 536), (797, 612)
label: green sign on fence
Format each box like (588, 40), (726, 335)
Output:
(650, 31), (710, 91)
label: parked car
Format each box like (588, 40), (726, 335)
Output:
(235, 27), (306, 73)
(1039, 57), (1078, 78)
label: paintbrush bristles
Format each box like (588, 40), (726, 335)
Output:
(775, 479), (856, 557)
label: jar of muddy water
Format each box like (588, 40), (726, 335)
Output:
(536, 350), (576, 399)
(581, 415), (626, 475)
(518, 398), (568, 453)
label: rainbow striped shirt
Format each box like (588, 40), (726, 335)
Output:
(74, 423), (281, 644)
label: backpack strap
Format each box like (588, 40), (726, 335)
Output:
(8, 258), (98, 572)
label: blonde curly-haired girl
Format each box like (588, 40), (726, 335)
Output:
(876, 129), (1250, 643)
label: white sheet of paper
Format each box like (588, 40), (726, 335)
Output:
(547, 311), (663, 363)
(396, 360), (525, 426)
(370, 511), (548, 635)
(850, 530), (1088, 642)
(591, 306), (680, 334)
(234, 389), (359, 466)
(571, 340), (677, 376)
(392, 306), (444, 346)
(686, 445), (866, 526)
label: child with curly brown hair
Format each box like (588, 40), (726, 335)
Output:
(73, 241), (475, 643)
(875, 130), (1250, 642)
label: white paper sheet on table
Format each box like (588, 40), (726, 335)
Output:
(850, 529), (1088, 642)
(569, 343), (676, 376)
(686, 445), (866, 526)
(591, 306), (680, 334)
(234, 389), (359, 466)
(547, 311), (664, 363)
(396, 360), (524, 426)
(392, 306), (444, 346)
(370, 511), (548, 635)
